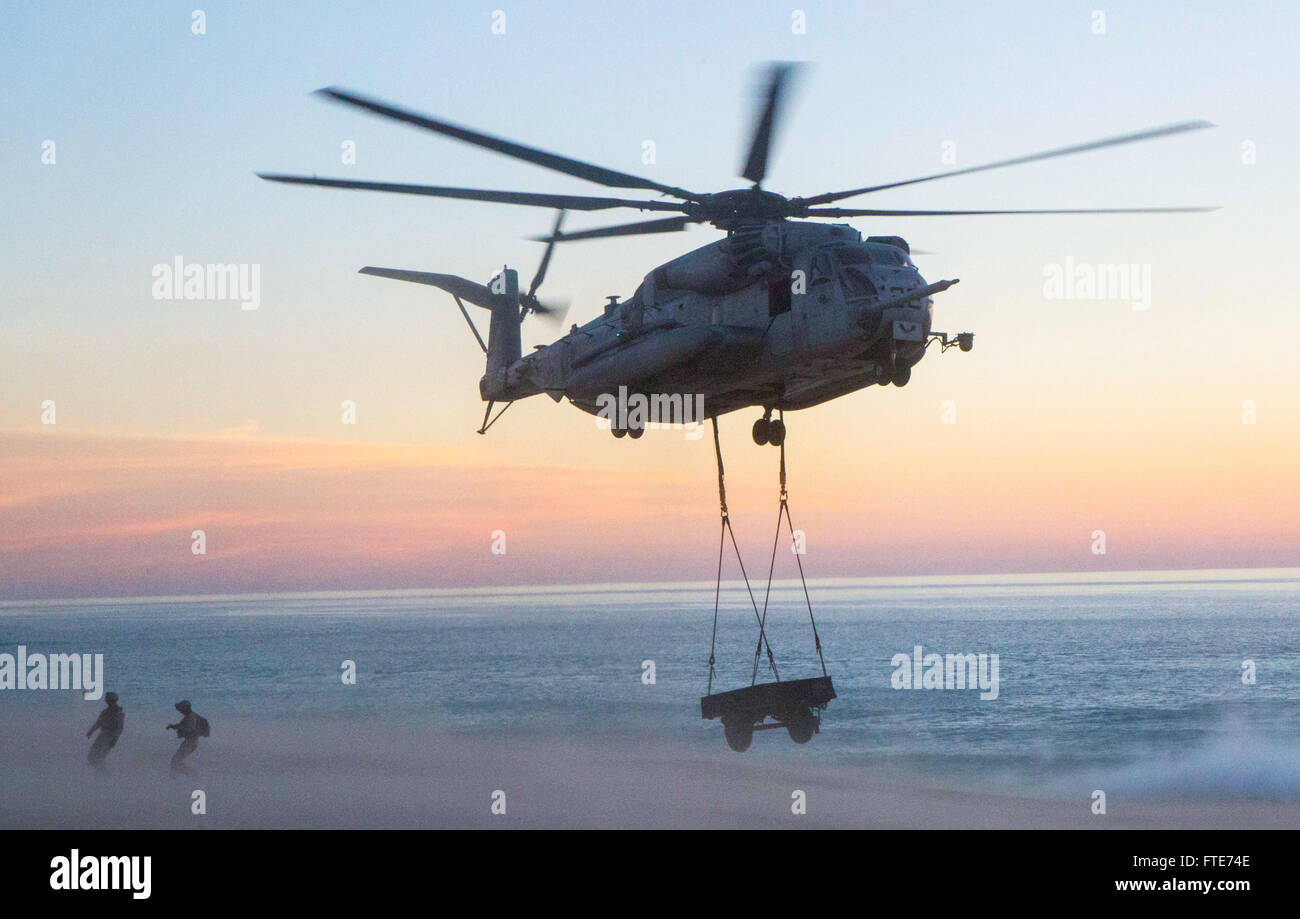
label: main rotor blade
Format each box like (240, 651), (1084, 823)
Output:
(798, 120), (1215, 206)
(802, 205), (1219, 217)
(257, 174), (688, 213)
(527, 210), (566, 303)
(358, 267), (495, 308)
(316, 87), (700, 201)
(529, 215), (699, 243)
(741, 63), (801, 186)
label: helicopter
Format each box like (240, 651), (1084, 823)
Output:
(259, 64), (1213, 445)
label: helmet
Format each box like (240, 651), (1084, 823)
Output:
(104, 692), (119, 704)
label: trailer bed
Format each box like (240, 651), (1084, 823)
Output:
(701, 675), (836, 721)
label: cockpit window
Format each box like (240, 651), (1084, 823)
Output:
(833, 246), (872, 266)
(864, 244), (911, 267)
(841, 266), (878, 299)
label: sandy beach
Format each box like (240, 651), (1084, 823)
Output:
(3, 707), (1295, 830)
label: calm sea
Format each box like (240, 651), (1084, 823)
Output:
(2, 569), (1298, 798)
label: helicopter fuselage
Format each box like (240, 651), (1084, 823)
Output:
(485, 221), (944, 423)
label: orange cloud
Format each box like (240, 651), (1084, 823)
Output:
(0, 431), (704, 600)
(1, 417), (1296, 603)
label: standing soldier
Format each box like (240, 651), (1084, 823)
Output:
(86, 692), (125, 773)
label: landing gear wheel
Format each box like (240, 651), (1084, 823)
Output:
(724, 719), (753, 753)
(870, 362), (890, 385)
(768, 419), (786, 446)
(612, 426), (627, 439)
(786, 707), (815, 744)
(752, 418), (770, 445)
(891, 365), (911, 387)
(628, 423), (645, 439)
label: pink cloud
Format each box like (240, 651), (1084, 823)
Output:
(1, 427), (1296, 601)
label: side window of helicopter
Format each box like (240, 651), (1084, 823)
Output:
(841, 267), (877, 299)
(810, 252), (834, 287)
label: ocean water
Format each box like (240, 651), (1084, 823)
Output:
(2, 569), (1298, 801)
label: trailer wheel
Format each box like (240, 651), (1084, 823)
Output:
(724, 720), (753, 752)
(786, 707), (815, 744)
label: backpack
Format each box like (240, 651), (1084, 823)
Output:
(195, 714), (210, 738)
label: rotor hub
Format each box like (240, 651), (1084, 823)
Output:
(692, 188), (791, 228)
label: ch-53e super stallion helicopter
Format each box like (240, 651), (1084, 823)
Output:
(260, 64), (1212, 751)
(259, 64), (1212, 444)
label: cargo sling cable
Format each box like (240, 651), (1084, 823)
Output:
(754, 412), (828, 687)
(706, 416), (778, 697)
(703, 413), (835, 751)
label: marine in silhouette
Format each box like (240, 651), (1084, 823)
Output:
(86, 691), (125, 773)
(165, 700), (206, 776)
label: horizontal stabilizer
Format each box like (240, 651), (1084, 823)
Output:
(359, 267), (495, 309)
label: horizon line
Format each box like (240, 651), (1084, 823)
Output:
(4, 565), (1300, 610)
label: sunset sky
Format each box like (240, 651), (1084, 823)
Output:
(3, 1), (1298, 600)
